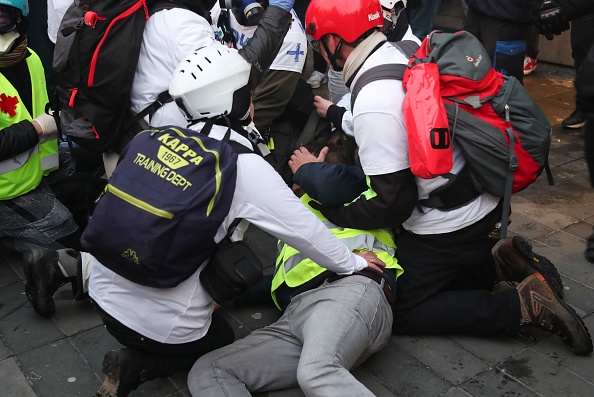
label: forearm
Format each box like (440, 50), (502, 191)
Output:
(0, 120), (40, 161)
(238, 5), (293, 88)
(322, 170), (418, 230)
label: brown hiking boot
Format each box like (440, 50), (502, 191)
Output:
(517, 273), (593, 355)
(494, 236), (564, 298)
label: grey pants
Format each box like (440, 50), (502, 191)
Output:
(0, 180), (79, 253)
(188, 275), (393, 397)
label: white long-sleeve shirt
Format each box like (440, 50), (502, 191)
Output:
(89, 124), (367, 344)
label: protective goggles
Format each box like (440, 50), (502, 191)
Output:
(306, 33), (321, 54)
(0, 5), (19, 34)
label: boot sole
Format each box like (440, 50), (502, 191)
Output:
(496, 237), (565, 299)
(23, 250), (56, 318)
(534, 273), (593, 355)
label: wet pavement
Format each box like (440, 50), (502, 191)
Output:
(2, 61), (593, 396)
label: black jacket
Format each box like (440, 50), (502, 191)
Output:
(466, 0), (532, 24)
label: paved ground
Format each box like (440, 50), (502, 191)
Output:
(2, 61), (594, 396)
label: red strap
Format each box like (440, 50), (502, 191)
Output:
(69, 88), (78, 107)
(87, 0), (148, 87)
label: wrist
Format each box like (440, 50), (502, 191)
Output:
(31, 120), (44, 136)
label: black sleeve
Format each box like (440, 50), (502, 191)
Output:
(294, 162), (367, 206)
(0, 120), (39, 162)
(325, 104), (347, 130)
(238, 5), (292, 86)
(558, 0), (594, 21)
(318, 169), (418, 230)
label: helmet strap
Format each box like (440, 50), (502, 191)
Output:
(322, 37), (344, 72)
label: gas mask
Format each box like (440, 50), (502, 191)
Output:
(219, 0), (264, 26)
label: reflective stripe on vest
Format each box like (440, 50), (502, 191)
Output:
(0, 146), (43, 200)
(271, 194), (402, 309)
(0, 49), (48, 199)
(39, 132), (59, 173)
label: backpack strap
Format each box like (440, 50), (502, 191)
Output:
(350, 40), (418, 109)
(217, 8), (237, 48)
(499, 107), (517, 239)
(350, 64), (408, 110)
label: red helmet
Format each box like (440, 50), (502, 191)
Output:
(305, 0), (384, 43)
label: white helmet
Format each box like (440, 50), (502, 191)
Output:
(169, 46), (252, 121)
(380, 0), (406, 10)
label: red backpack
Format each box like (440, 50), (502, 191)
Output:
(351, 31), (553, 238)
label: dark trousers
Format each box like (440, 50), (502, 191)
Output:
(95, 304), (235, 376)
(464, 9), (529, 84)
(392, 202), (521, 337)
(571, 13), (594, 114)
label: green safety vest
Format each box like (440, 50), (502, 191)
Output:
(271, 194), (403, 309)
(0, 49), (58, 199)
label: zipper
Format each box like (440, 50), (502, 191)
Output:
(106, 184), (174, 219)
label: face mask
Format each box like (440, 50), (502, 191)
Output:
(220, 0), (264, 26)
(0, 30), (19, 54)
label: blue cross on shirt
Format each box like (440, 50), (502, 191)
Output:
(286, 43), (305, 62)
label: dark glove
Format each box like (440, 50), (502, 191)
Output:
(532, 0), (570, 40)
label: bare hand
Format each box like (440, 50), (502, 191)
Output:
(353, 249), (386, 272)
(313, 95), (334, 119)
(288, 146), (329, 174)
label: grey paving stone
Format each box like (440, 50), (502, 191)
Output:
(506, 210), (557, 241)
(512, 202), (580, 231)
(446, 335), (527, 366)
(496, 349), (594, 396)
(362, 341), (452, 397)
(0, 356), (38, 397)
(564, 221), (594, 241)
(17, 338), (100, 397)
(540, 230), (592, 260)
(0, 255), (20, 288)
(223, 301), (282, 333)
(0, 282), (66, 354)
(392, 335), (490, 385)
(0, 337), (11, 360)
(560, 276), (594, 315)
(437, 386), (473, 397)
(0, 249), (25, 280)
(352, 366), (398, 397)
(69, 326), (122, 379)
(459, 367), (541, 397)
(52, 297), (103, 337)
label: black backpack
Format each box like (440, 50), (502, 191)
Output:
(52, 0), (197, 153)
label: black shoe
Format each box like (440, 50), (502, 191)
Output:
(493, 236), (564, 298)
(562, 110), (586, 129)
(95, 349), (146, 397)
(23, 249), (69, 318)
(517, 273), (593, 355)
